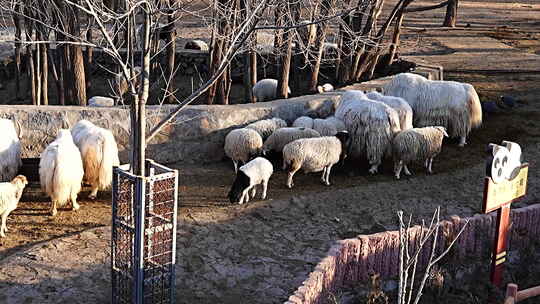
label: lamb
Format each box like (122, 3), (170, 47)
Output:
(382, 73), (482, 146)
(317, 83), (334, 93)
(335, 90), (401, 174)
(262, 127), (320, 155)
(224, 128), (263, 173)
(366, 91), (413, 130)
(252, 78), (291, 102)
(228, 157), (273, 204)
(282, 131), (349, 188)
(39, 129), (85, 216)
(88, 96), (115, 107)
(71, 120), (120, 199)
(245, 117), (287, 140)
(292, 116), (314, 129)
(0, 119), (22, 182)
(392, 126), (448, 179)
(184, 39), (209, 52)
(0, 175), (28, 238)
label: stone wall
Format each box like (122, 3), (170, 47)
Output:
(285, 204), (540, 304)
(0, 93), (340, 164)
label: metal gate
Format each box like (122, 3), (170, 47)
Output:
(111, 160), (178, 304)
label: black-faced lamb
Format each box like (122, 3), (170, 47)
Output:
(39, 129), (85, 216)
(0, 119), (22, 182)
(0, 175), (28, 238)
(282, 131), (349, 188)
(252, 78), (291, 102)
(335, 90), (401, 174)
(228, 157), (273, 204)
(224, 128), (263, 173)
(71, 120), (120, 199)
(366, 91), (413, 130)
(245, 117), (287, 140)
(262, 127), (320, 155)
(383, 73), (482, 146)
(392, 126), (448, 179)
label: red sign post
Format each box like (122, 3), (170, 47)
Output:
(482, 163), (528, 287)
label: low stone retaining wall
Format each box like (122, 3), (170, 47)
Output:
(285, 204), (540, 304)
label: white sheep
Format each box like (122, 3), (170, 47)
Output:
(88, 96), (115, 107)
(252, 78), (291, 102)
(383, 73), (482, 146)
(335, 90), (401, 174)
(282, 131), (349, 188)
(366, 91), (413, 130)
(392, 126), (448, 179)
(39, 129), (85, 216)
(324, 116), (347, 132)
(0, 175), (28, 238)
(313, 118), (339, 136)
(184, 39), (209, 52)
(224, 128), (263, 173)
(292, 116), (314, 129)
(245, 117), (287, 140)
(227, 157), (273, 204)
(0, 119), (22, 182)
(71, 120), (120, 199)
(317, 83), (334, 93)
(262, 127), (320, 155)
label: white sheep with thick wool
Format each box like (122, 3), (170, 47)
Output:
(245, 117), (287, 140)
(324, 116), (347, 132)
(392, 126), (448, 179)
(335, 90), (401, 174)
(0, 119), (22, 182)
(252, 79), (291, 102)
(71, 120), (120, 199)
(262, 127), (320, 155)
(383, 73), (482, 146)
(292, 116), (314, 129)
(293, 116), (346, 136)
(227, 157), (273, 204)
(224, 128), (263, 173)
(366, 91), (413, 131)
(0, 175), (28, 238)
(39, 130), (84, 216)
(282, 131), (349, 188)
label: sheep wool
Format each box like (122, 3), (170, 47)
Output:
(366, 91), (413, 130)
(224, 128), (263, 173)
(71, 120), (120, 199)
(252, 79), (291, 102)
(282, 132), (348, 188)
(39, 129), (84, 216)
(392, 126), (448, 179)
(317, 83), (334, 93)
(262, 127), (320, 154)
(313, 118), (338, 136)
(228, 157), (273, 204)
(383, 73), (482, 146)
(0, 175), (28, 238)
(324, 116), (347, 132)
(245, 117), (287, 140)
(336, 90), (401, 174)
(292, 116), (314, 129)
(0, 119), (22, 182)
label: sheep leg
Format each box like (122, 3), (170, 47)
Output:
(261, 180), (269, 200)
(404, 165), (412, 176)
(50, 200), (58, 217)
(394, 161), (404, 180)
(287, 169), (299, 189)
(89, 187), (99, 200)
(368, 163), (379, 174)
(239, 188), (250, 204)
(320, 167), (327, 184)
(427, 158), (434, 174)
(71, 193), (80, 211)
(250, 186), (257, 199)
(0, 213), (7, 237)
(233, 160), (238, 173)
(324, 165), (333, 186)
(458, 136), (467, 147)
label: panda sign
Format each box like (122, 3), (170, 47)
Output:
(482, 140), (528, 287)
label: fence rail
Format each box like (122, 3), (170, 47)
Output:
(505, 283), (540, 304)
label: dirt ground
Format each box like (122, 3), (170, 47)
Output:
(1, 0), (540, 303)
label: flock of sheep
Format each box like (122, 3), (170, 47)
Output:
(226, 72), (482, 204)
(0, 71), (482, 238)
(0, 119), (119, 237)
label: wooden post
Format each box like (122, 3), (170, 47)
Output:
(443, 0), (458, 27)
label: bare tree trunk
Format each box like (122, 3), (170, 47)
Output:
(249, 51), (257, 102)
(308, 0), (335, 92)
(56, 42), (65, 105)
(241, 0), (257, 103)
(49, 50), (62, 105)
(13, 5), (22, 100)
(443, 0), (458, 27)
(276, 0), (298, 99)
(24, 12), (37, 105)
(35, 42), (42, 106)
(165, 5), (176, 104)
(73, 46), (87, 106)
(384, 11), (405, 68)
(41, 41), (49, 105)
(336, 0), (358, 84)
(85, 20), (94, 97)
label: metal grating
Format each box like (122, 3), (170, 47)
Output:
(112, 160), (178, 304)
